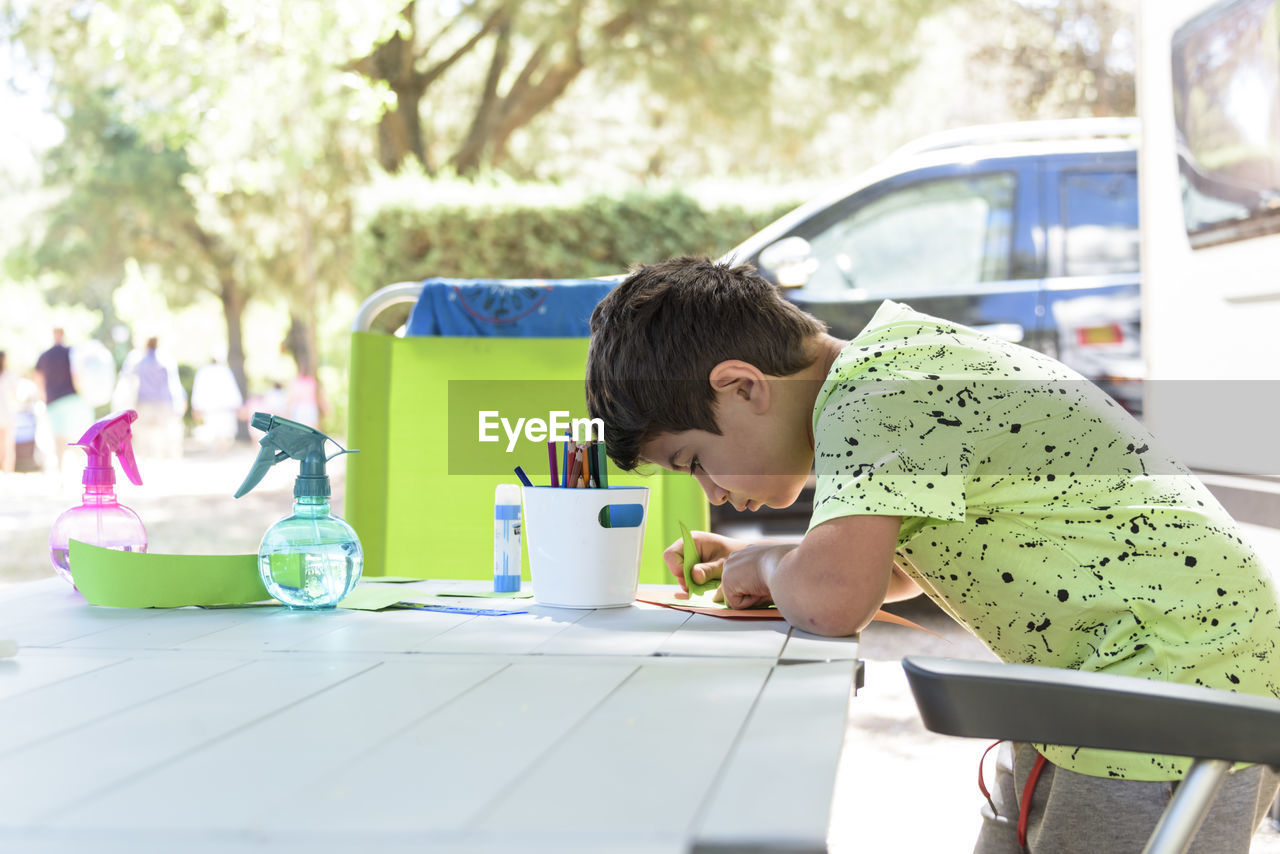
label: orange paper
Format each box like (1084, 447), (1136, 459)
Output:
(635, 593), (944, 637)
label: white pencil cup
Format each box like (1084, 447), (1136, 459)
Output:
(519, 486), (649, 608)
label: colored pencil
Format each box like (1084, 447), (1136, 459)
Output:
(513, 466), (534, 487)
(547, 439), (559, 488)
(562, 436), (571, 488)
(566, 447), (581, 488)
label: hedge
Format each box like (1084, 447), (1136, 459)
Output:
(351, 189), (798, 292)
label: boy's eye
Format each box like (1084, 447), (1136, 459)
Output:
(689, 457), (702, 474)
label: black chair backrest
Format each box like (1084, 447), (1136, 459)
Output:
(902, 656), (1280, 765)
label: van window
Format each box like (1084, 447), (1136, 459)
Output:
(1171, 0), (1280, 247)
(1062, 170), (1140, 275)
(800, 172), (1016, 295)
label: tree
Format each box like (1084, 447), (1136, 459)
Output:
(6, 0), (401, 405)
(354, 0), (952, 177)
(15, 87), (253, 397)
(965, 0), (1136, 119)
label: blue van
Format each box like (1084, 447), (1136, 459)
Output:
(724, 118), (1143, 414)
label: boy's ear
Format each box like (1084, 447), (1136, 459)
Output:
(708, 360), (771, 413)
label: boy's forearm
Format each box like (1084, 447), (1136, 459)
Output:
(766, 552), (884, 636)
(762, 517), (900, 636)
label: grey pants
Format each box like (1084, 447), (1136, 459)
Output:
(974, 742), (1280, 854)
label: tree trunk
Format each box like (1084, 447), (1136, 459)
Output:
(292, 193), (321, 383)
(452, 15), (513, 176)
(283, 314), (317, 380)
(377, 84), (426, 173)
(216, 273), (250, 440)
(371, 5), (428, 173)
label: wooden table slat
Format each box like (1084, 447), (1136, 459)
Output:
(0, 652), (128, 702)
(532, 603), (692, 656)
(287, 607), (478, 653)
(264, 658), (642, 833)
(6, 602), (163, 648)
(475, 660), (772, 836)
(173, 608), (364, 652)
(60, 607), (279, 651)
(780, 628), (863, 663)
(694, 661), (856, 851)
(0, 655), (248, 756)
(0, 657), (378, 826)
(656, 613), (791, 659)
(411, 608), (590, 654)
(59, 656), (514, 830)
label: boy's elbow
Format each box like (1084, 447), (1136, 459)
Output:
(800, 615), (862, 638)
(782, 597), (874, 637)
(773, 515), (899, 637)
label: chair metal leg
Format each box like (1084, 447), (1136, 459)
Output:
(1141, 759), (1232, 854)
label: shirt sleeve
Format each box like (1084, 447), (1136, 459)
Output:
(809, 378), (969, 532)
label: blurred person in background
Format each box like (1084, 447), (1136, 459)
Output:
(114, 336), (187, 460)
(13, 373), (47, 473)
(238, 380), (288, 435)
(263, 381), (287, 416)
(285, 372), (327, 429)
(0, 351), (18, 473)
(190, 356), (243, 451)
(34, 328), (94, 472)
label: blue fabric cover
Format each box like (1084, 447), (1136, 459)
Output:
(405, 277), (619, 338)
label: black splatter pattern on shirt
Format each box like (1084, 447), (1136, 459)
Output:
(809, 301), (1280, 781)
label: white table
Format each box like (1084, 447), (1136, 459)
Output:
(0, 579), (860, 853)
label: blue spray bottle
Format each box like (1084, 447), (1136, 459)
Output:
(233, 413), (362, 609)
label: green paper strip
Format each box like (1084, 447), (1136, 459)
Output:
(680, 521), (719, 597)
(334, 585), (530, 613)
(335, 584), (418, 611)
(268, 552), (305, 590)
(437, 590), (533, 599)
(69, 540), (268, 609)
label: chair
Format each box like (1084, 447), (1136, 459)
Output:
(902, 656), (1280, 854)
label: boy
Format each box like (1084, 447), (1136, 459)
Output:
(585, 257), (1280, 853)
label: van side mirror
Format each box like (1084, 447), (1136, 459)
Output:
(758, 236), (817, 289)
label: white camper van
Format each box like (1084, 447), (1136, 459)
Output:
(1139, 0), (1280, 502)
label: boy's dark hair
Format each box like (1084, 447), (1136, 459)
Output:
(586, 256), (826, 471)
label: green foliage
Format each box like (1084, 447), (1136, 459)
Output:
(364, 0), (956, 178)
(19, 89), (203, 330)
(8, 0), (404, 388)
(351, 189), (797, 291)
(965, 0), (1136, 119)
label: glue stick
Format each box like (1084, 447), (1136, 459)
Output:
(494, 484), (522, 592)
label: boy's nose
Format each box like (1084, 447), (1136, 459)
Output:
(694, 473), (728, 505)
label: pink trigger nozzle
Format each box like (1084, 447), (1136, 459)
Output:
(71, 410), (143, 488)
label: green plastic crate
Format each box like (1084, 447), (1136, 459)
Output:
(346, 330), (708, 583)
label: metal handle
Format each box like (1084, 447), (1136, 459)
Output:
(352, 281), (424, 334)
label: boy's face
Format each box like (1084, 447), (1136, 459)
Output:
(640, 399), (814, 512)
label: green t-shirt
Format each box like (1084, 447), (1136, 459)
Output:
(811, 300), (1280, 780)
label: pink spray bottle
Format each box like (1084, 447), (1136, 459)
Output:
(49, 410), (148, 587)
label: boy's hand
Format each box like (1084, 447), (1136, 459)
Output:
(662, 530), (750, 594)
(718, 543), (793, 609)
